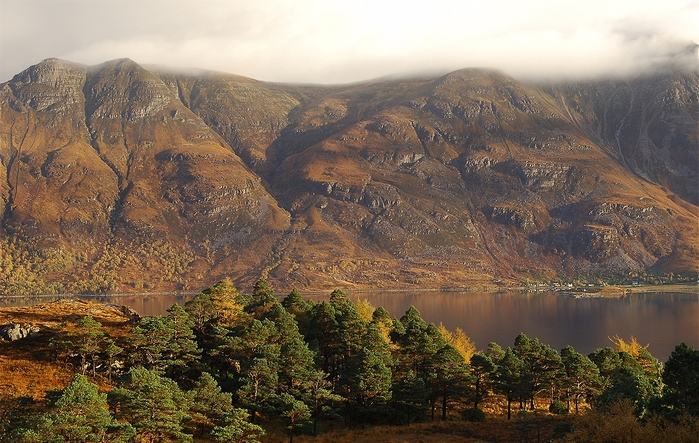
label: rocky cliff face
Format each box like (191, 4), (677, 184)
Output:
(0, 59), (696, 293)
(547, 72), (699, 205)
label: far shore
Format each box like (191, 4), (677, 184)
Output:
(597, 283), (698, 296)
(0, 282), (695, 300)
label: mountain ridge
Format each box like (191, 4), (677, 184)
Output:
(0, 58), (696, 294)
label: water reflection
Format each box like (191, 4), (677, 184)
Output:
(315, 290), (698, 361)
(1, 290), (696, 361)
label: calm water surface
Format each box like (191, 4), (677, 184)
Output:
(2, 290), (696, 361)
(345, 291), (699, 361)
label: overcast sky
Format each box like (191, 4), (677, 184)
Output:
(1, 0), (697, 84)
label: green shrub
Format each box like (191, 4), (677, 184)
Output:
(549, 400), (569, 415)
(462, 407), (486, 422)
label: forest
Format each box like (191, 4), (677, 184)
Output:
(1, 278), (698, 443)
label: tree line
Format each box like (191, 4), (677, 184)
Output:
(2, 278), (698, 442)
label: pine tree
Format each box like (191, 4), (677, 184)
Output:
(486, 342), (506, 361)
(307, 301), (340, 377)
(281, 288), (312, 335)
(70, 316), (109, 377)
(258, 302), (318, 399)
(469, 352), (496, 409)
(392, 306), (447, 421)
(247, 277), (277, 317)
(184, 291), (216, 331)
(660, 342), (699, 418)
(128, 316), (171, 370)
(331, 290), (368, 365)
(304, 371), (343, 436)
(589, 347), (623, 389)
(237, 357), (279, 424)
(18, 375), (134, 443)
(109, 368), (193, 442)
(594, 351), (658, 417)
(392, 371), (429, 425)
(513, 333), (563, 409)
(274, 393), (311, 443)
(103, 340), (124, 383)
(164, 303), (201, 381)
(432, 344), (471, 420)
(371, 306), (393, 344)
(560, 345), (602, 413)
(392, 306), (439, 379)
(210, 408), (265, 443)
(189, 372), (234, 436)
(342, 347), (392, 427)
(494, 348), (525, 420)
(127, 310), (200, 379)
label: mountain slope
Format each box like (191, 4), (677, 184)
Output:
(0, 59), (290, 292)
(0, 59), (696, 293)
(547, 71), (699, 205)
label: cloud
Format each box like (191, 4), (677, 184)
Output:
(1, 0), (697, 84)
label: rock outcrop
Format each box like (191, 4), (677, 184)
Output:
(0, 323), (40, 341)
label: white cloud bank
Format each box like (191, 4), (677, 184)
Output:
(1, 0), (697, 83)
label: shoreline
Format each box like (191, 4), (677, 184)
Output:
(598, 283), (698, 296)
(0, 283), (695, 300)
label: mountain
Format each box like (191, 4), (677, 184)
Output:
(0, 58), (696, 294)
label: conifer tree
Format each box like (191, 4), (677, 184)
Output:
(237, 357), (279, 424)
(184, 291), (216, 331)
(392, 371), (429, 425)
(594, 351), (658, 417)
(494, 348), (525, 420)
(342, 347), (392, 427)
(258, 301), (318, 399)
(371, 306), (393, 344)
(392, 306), (436, 378)
(18, 375), (134, 443)
(589, 347), (623, 389)
(247, 277), (277, 317)
(127, 310), (200, 379)
(109, 368), (193, 442)
(307, 301), (340, 377)
(432, 344), (471, 420)
(164, 304), (201, 381)
(560, 345), (602, 413)
(392, 306), (447, 420)
(189, 372), (235, 436)
(203, 278), (246, 328)
(304, 371), (343, 436)
(331, 290), (368, 365)
(103, 341), (124, 383)
(210, 408), (264, 443)
(486, 341), (506, 361)
(70, 316), (109, 377)
(513, 333), (563, 409)
(660, 342), (699, 418)
(275, 393), (311, 443)
(128, 316), (171, 370)
(470, 352), (496, 409)
(281, 288), (312, 335)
